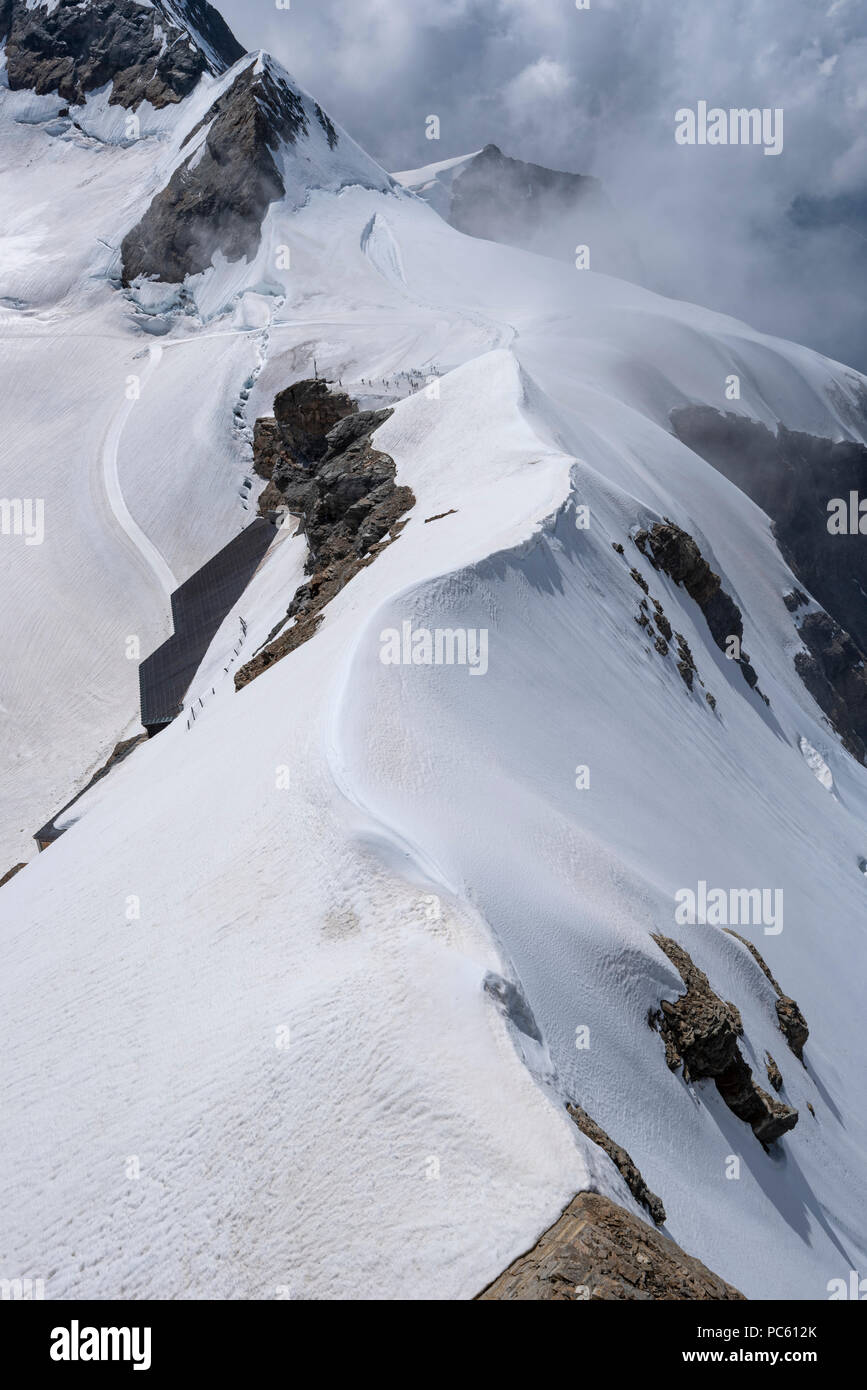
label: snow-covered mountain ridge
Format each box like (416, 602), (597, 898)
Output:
(1, 0), (867, 1302)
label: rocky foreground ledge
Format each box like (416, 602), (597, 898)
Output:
(476, 1192), (745, 1301)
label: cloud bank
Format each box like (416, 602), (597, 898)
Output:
(221, 0), (867, 371)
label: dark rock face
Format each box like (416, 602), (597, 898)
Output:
(315, 102), (338, 150)
(670, 406), (867, 655)
(675, 631), (698, 691)
(121, 60), (315, 284)
(784, 588), (809, 613)
(476, 1191), (745, 1301)
(765, 1053), (783, 1092)
(635, 520), (761, 694)
(1, 0), (243, 109)
(670, 406), (867, 760)
(255, 378), (358, 493)
(450, 144), (605, 243)
(616, 542), (719, 705)
(795, 611), (867, 762)
(567, 1104), (666, 1226)
(650, 935), (798, 1147)
(775, 997), (810, 1064)
(236, 380), (415, 689)
(438, 144), (637, 276)
(722, 930), (810, 1064)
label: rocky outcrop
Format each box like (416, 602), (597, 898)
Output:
(650, 935), (798, 1146)
(671, 407), (867, 655)
(635, 520), (762, 695)
(235, 381), (415, 689)
(784, 588), (809, 613)
(567, 1104), (666, 1226)
(0, 863), (26, 888)
(765, 1053), (783, 1092)
(776, 997), (809, 1063)
(476, 1192), (745, 1300)
(723, 928), (810, 1063)
(794, 611), (867, 762)
(450, 144), (606, 244)
(670, 406), (867, 758)
(619, 546), (718, 706)
(121, 59), (314, 284)
(405, 143), (638, 278)
(314, 102), (338, 150)
(0, 0), (243, 109)
(253, 378), (358, 507)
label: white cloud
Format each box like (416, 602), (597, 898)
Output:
(218, 0), (867, 370)
(506, 57), (573, 108)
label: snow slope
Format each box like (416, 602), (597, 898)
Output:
(0, 42), (394, 867)
(2, 31), (867, 1301)
(392, 151), (482, 220)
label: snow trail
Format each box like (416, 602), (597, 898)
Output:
(100, 343), (177, 596)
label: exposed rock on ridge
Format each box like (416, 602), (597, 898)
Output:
(650, 935), (798, 1147)
(723, 929), (809, 1063)
(450, 143), (607, 244)
(476, 1192), (745, 1300)
(794, 610), (867, 763)
(671, 406), (867, 653)
(0, 0), (243, 109)
(236, 379), (415, 689)
(567, 1104), (666, 1226)
(254, 377), (358, 508)
(635, 520), (762, 696)
(121, 59), (314, 284)
(405, 143), (638, 278)
(670, 406), (867, 761)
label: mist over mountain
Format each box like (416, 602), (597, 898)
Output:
(394, 143), (642, 280)
(220, 0), (867, 372)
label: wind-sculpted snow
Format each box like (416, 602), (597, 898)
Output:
(325, 341), (867, 1298)
(2, 59), (867, 1299)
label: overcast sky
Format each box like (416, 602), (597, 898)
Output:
(220, 0), (867, 371)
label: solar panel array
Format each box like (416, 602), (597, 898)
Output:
(140, 518), (276, 733)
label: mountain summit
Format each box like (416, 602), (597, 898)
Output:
(121, 51), (395, 285)
(394, 142), (639, 276)
(0, 0), (244, 108)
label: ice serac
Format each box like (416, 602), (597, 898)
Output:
(0, 0), (244, 108)
(121, 52), (395, 285)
